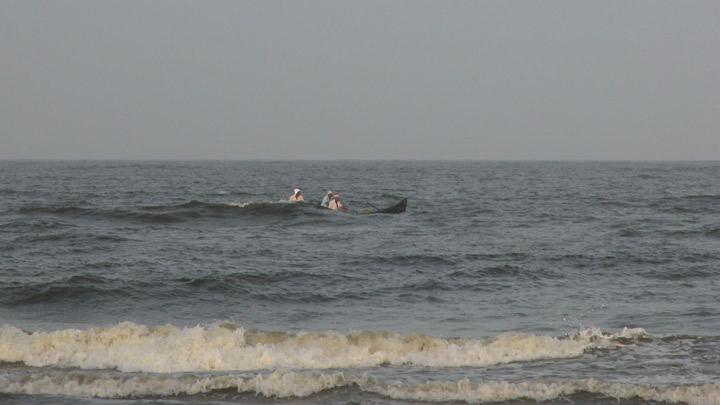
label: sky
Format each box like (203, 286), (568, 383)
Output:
(1, 1), (719, 160)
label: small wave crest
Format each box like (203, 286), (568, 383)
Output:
(18, 205), (184, 223)
(0, 370), (717, 404)
(0, 322), (644, 373)
(17, 200), (325, 223)
(18, 206), (94, 216)
(0, 275), (133, 306)
(372, 377), (720, 405)
(171, 200), (329, 218)
(9, 230), (131, 245)
(0, 370), (348, 399)
(173, 200), (269, 210)
(658, 194), (720, 214)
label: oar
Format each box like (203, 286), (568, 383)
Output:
(364, 202), (380, 212)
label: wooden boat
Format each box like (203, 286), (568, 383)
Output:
(374, 198), (407, 214)
(321, 198), (407, 214)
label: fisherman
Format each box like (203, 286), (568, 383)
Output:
(320, 191), (334, 207)
(288, 188), (304, 202)
(328, 194), (347, 211)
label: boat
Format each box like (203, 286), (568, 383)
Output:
(320, 198), (407, 214)
(373, 198), (407, 214)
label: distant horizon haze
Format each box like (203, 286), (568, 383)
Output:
(2, 158), (720, 163)
(2, 1), (719, 160)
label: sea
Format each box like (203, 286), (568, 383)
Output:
(1, 160), (719, 405)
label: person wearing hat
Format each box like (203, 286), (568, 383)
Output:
(320, 191), (334, 208)
(328, 194), (348, 212)
(289, 188), (304, 202)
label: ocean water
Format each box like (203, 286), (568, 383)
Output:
(1, 160), (719, 405)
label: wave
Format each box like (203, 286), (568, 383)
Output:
(639, 265), (716, 281)
(17, 206), (185, 224)
(0, 275), (143, 306)
(178, 270), (343, 289)
(0, 370), (717, 404)
(144, 199), (320, 213)
(652, 226), (720, 239)
(373, 377), (720, 405)
(176, 272), (360, 302)
(16, 200), (327, 223)
(678, 194), (720, 202)
(618, 227), (642, 237)
(0, 370), (348, 399)
(448, 265), (524, 279)
(2, 271), (359, 306)
(18, 206), (94, 216)
(0, 218), (71, 231)
(9, 230), (132, 245)
(704, 227), (720, 238)
(341, 254), (458, 269)
(657, 194), (720, 214)
(0, 322), (646, 373)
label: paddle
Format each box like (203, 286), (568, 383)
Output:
(363, 202), (381, 212)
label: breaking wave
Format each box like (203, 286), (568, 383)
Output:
(373, 377), (720, 405)
(0, 322), (646, 373)
(0, 370), (717, 404)
(0, 370), (348, 399)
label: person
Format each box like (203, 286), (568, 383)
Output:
(328, 194), (348, 212)
(320, 191), (334, 208)
(288, 188), (304, 202)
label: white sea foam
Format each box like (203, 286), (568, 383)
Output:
(0, 370), (718, 404)
(0, 322), (640, 373)
(228, 200), (292, 208)
(370, 378), (720, 405)
(0, 370), (350, 398)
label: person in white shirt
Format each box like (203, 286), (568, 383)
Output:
(328, 194), (347, 211)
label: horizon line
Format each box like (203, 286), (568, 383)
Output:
(1, 158), (719, 163)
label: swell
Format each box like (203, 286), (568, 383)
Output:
(18, 206), (185, 224)
(0, 322), (646, 373)
(175, 271), (364, 302)
(655, 194), (720, 214)
(344, 253), (530, 270)
(373, 377), (720, 405)
(360, 254), (458, 267)
(2, 272), (358, 306)
(17, 206), (93, 216)
(0, 370), (717, 404)
(0, 275), (136, 306)
(177, 270), (353, 289)
(8, 230), (132, 246)
(145, 200), (303, 213)
(0, 218), (71, 232)
(639, 265), (717, 281)
(16, 200), (326, 223)
(589, 193), (720, 214)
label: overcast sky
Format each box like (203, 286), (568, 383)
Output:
(1, 1), (719, 160)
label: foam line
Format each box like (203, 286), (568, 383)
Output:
(0, 370), (717, 404)
(0, 322), (644, 373)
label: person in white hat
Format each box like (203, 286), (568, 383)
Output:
(288, 188), (304, 202)
(320, 190), (334, 207)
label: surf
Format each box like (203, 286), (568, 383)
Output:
(0, 369), (717, 404)
(0, 322), (645, 373)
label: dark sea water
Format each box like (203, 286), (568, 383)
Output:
(1, 160), (719, 404)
